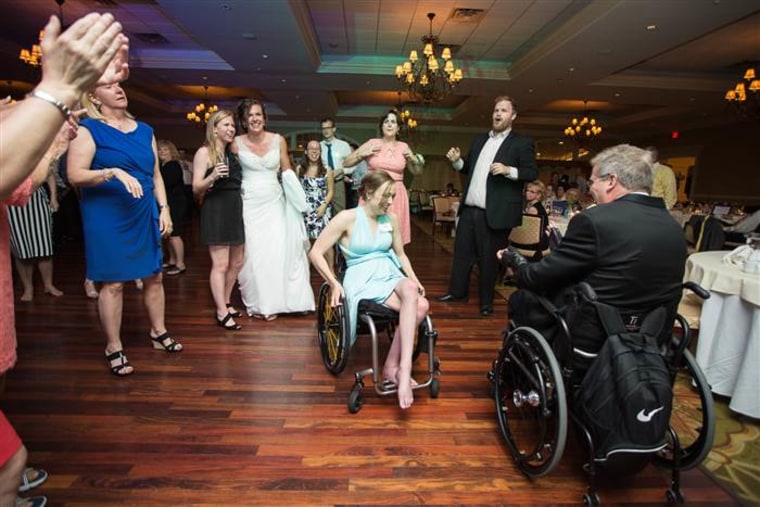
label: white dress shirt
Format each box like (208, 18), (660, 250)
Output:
(458, 129), (513, 209)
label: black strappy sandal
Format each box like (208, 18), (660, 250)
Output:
(150, 332), (183, 352)
(216, 313), (242, 331)
(226, 303), (242, 318)
(105, 350), (134, 376)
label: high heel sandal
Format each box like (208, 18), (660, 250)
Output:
(226, 303), (241, 318)
(216, 313), (242, 330)
(105, 350), (134, 376)
(84, 279), (99, 299)
(150, 332), (183, 352)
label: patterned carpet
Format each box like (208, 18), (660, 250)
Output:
(413, 214), (760, 506)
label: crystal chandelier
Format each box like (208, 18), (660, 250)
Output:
(564, 101), (602, 139)
(186, 83), (218, 124)
(724, 65), (760, 119)
(395, 12), (463, 104)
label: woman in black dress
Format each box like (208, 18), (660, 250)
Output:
(192, 110), (245, 330)
(157, 139), (188, 275)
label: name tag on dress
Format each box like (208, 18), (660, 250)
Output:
(378, 222), (392, 233)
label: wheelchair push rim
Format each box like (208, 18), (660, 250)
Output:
(653, 349), (716, 471)
(317, 283), (351, 374)
(494, 326), (568, 478)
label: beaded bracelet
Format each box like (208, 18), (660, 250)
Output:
(27, 90), (72, 120)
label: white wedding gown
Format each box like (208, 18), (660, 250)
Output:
(236, 134), (315, 316)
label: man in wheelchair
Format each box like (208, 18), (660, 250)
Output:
(498, 144), (687, 363)
(308, 171), (429, 410)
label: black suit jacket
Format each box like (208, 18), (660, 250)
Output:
(517, 193), (687, 311)
(459, 131), (538, 230)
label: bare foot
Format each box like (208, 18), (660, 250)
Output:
(396, 367), (414, 410)
(44, 286), (64, 297)
(20, 292), (33, 302)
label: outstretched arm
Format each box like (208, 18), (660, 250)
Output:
(0, 13), (128, 199)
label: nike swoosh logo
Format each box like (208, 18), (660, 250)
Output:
(636, 406), (665, 423)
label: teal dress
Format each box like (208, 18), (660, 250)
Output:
(79, 119), (161, 282)
(340, 206), (405, 345)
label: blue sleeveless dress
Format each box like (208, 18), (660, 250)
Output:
(79, 119), (161, 282)
(340, 206), (405, 345)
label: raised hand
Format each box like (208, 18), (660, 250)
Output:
(38, 13), (128, 103)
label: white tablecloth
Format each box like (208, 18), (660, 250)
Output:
(685, 251), (760, 419)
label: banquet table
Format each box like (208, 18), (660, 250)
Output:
(684, 250), (760, 418)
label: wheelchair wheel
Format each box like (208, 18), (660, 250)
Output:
(317, 282), (351, 374)
(493, 326), (567, 478)
(654, 350), (715, 470)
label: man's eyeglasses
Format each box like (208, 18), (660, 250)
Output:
(321, 125), (335, 130)
(588, 174), (612, 186)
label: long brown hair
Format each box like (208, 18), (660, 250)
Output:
(303, 139), (327, 178)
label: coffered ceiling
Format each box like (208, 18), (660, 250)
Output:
(1, 0), (758, 146)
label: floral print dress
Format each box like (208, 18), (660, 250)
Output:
(301, 175), (332, 240)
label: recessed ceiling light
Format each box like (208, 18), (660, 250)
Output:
(614, 92), (620, 97)
(262, 54), (269, 59)
(568, 67), (575, 72)
(646, 24), (656, 30)
(281, 79), (287, 83)
(558, 141), (564, 145)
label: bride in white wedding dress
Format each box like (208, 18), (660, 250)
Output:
(234, 99), (314, 319)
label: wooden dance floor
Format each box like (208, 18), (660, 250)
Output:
(5, 220), (739, 505)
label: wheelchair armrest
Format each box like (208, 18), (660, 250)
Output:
(683, 281), (710, 300)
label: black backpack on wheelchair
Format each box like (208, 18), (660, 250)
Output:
(491, 282), (715, 505)
(574, 302), (672, 465)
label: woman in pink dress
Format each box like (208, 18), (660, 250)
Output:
(343, 110), (422, 245)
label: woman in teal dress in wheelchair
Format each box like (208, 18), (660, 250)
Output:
(308, 171), (428, 410)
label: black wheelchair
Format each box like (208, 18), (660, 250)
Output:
(316, 280), (441, 413)
(488, 281), (715, 506)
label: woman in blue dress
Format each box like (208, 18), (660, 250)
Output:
(308, 171), (429, 410)
(67, 83), (183, 376)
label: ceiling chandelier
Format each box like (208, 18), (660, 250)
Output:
(564, 101), (602, 139)
(395, 92), (418, 137)
(724, 65), (760, 119)
(19, 1), (66, 67)
(395, 12), (463, 104)
(19, 30), (43, 67)
(186, 82), (218, 124)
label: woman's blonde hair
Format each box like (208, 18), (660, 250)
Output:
(157, 139), (181, 161)
(205, 109), (235, 164)
(526, 179), (546, 201)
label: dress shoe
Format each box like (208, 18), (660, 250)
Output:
(438, 294), (468, 302)
(480, 305), (494, 317)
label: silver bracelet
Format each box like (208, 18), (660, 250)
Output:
(27, 90), (72, 120)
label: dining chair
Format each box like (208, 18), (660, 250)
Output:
(431, 196), (456, 237)
(508, 214), (551, 260)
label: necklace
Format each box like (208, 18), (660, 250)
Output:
(105, 117), (131, 132)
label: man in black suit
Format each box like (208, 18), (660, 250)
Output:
(439, 96), (538, 316)
(500, 144), (687, 355)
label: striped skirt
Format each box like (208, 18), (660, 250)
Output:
(7, 187), (54, 260)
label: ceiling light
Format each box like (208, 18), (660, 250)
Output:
(186, 80), (218, 125)
(563, 101), (602, 140)
(395, 12), (463, 104)
(724, 64), (760, 119)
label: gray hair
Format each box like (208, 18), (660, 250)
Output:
(591, 144), (654, 193)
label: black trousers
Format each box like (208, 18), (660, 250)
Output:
(446, 206), (510, 306)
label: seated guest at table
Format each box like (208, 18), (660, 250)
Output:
(724, 209), (760, 243)
(499, 144), (686, 366)
(551, 184), (568, 216)
(308, 171), (428, 410)
(523, 180), (550, 253)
